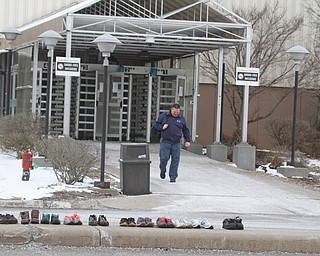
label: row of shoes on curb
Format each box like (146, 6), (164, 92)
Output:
(0, 211), (244, 230)
(118, 217), (214, 229)
(0, 210), (83, 225)
(157, 217), (214, 229)
(119, 216), (244, 230)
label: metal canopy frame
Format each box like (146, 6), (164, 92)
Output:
(55, 0), (251, 62)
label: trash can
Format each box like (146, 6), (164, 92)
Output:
(119, 143), (151, 195)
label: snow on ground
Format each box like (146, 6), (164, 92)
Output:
(0, 151), (94, 200)
(0, 149), (319, 200)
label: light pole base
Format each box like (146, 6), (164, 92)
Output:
(207, 143), (228, 162)
(277, 167), (309, 178)
(188, 142), (203, 155)
(94, 181), (110, 189)
(232, 143), (256, 170)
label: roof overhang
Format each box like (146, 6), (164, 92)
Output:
(2, 0), (251, 63)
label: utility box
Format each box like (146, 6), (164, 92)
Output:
(119, 143), (151, 195)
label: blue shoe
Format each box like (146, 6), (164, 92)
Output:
(50, 214), (60, 225)
(41, 213), (50, 224)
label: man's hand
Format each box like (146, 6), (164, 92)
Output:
(185, 142), (191, 147)
(163, 124), (168, 130)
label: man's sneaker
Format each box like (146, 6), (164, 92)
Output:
(160, 171), (166, 179)
(0, 214), (9, 224)
(8, 214), (18, 224)
(41, 213), (50, 224)
(200, 219), (214, 229)
(222, 216), (244, 230)
(31, 209), (40, 224)
(170, 179), (176, 183)
(72, 213), (82, 225)
(119, 218), (128, 227)
(98, 215), (109, 226)
(89, 215), (98, 226)
(174, 218), (186, 228)
(165, 218), (175, 228)
(182, 218), (193, 228)
(63, 215), (73, 225)
(145, 217), (154, 227)
(127, 217), (136, 227)
(191, 218), (201, 228)
(136, 217), (146, 227)
(20, 211), (30, 224)
(50, 214), (61, 225)
(0, 214), (17, 224)
(156, 217), (167, 228)
(234, 216), (244, 230)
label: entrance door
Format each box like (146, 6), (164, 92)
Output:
(107, 73), (129, 141)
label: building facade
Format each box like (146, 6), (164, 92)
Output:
(0, 0), (317, 153)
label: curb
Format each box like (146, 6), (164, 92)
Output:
(0, 225), (320, 253)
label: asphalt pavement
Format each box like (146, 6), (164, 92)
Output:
(0, 142), (320, 253)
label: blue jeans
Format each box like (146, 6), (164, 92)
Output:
(159, 141), (181, 180)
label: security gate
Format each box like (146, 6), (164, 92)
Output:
(34, 63), (186, 142)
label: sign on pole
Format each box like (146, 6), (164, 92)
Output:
(56, 57), (81, 77)
(236, 67), (260, 86)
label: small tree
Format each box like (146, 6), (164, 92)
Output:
(36, 137), (99, 185)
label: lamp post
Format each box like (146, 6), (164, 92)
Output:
(0, 27), (21, 116)
(92, 33), (122, 187)
(286, 45), (309, 166)
(38, 30), (63, 139)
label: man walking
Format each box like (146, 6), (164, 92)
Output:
(154, 103), (191, 182)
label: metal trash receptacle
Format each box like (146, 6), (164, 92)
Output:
(119, 143), (151, 195)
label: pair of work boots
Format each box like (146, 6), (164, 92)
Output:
(20, 210), (38, 224)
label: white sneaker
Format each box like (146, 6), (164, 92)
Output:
(199, 219), (214, 229)
(174, 218), (186, 228)
(182, 217), (193, 228)
(191, 218), (201, 228)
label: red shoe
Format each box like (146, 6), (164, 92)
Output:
(156, 216), (167, 228)
(165, 218), (175, 228)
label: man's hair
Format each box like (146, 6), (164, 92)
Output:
(171, 103), (180, 109)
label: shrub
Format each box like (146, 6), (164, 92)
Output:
(36, 137), (99, 185)
(0, 114), (44, 158)
(269, 119), (319, 158)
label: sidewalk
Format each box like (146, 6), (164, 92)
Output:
(1, 142), (320, 253)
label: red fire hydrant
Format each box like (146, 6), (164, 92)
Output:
(22, 149), (33, 181)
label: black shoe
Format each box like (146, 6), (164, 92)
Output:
(170, 179), (176, 183)
(160, 171), (166, 179)
(127, 217), (136, 227)
(89, 215), (98, 226)
(98, 215), (109, 226)
(119, 218), (128, 227)
(222, 216), (244, 230)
